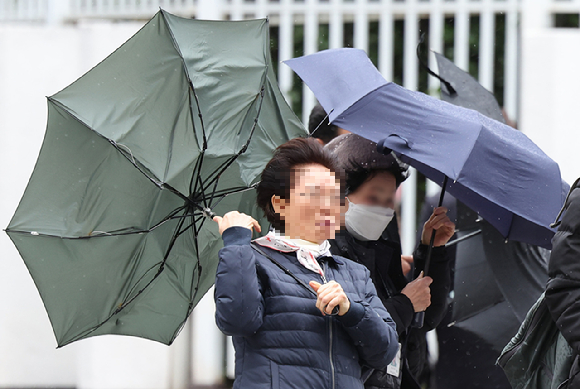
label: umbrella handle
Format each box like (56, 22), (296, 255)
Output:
(412, 176), (449, 329)
(412, 311), (425, 328)
(202, 207), (216, 219)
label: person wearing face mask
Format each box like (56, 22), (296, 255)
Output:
(326, 134), (455, 389)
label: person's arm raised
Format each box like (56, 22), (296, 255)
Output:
(213, 212), (264, 337)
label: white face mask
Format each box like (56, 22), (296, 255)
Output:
(344, 198), (395, 241)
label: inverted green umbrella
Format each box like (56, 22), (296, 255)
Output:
(5, 10), (306, 347)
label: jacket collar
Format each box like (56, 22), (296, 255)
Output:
(258, 242), (344, 266)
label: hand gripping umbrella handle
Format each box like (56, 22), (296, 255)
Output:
(411, 228), (437, 328)
(411, 176), (448, 329)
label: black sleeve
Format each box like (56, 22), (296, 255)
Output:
(413, 244), (452, 331)
(546, 188), (580, 353)
(382, 293), (415, 336)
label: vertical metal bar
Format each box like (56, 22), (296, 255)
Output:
(504, 1), (520, 120)
(401, 0), (419, 255)
(426, 0), (444, 197)
(329, 0), (343, 49)
(197, 0), (222, 19)
(354, 0), (369, 51)
(302, 0), (319, 125)
(454, 0), (470, 71)
(255, 0), (267, 19)
(230, 0), (243, 20)
(279, 0), (294, 103)
(479, 1), (495, 92)
(428, 0), (444, 94)
(378, 2), (394, 81)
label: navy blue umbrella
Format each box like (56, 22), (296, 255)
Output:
(285, 48), (568, 250)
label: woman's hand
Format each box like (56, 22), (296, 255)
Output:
(401, 255), (414, 277)
(213, 211), (262, 236)
(309, 280), (350, 316)
(421, 206), (455, 247)
(401, 272), (433, 312)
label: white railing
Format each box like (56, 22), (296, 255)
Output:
(3, 0), (579, 250)
(1, 0), (49, 21)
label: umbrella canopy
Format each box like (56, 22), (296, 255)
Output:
(6, 10), (306, 347)
(425, 51), (549, 351)
(285, 48), (568, 249)
(451, 201), (549, 352)
(434, 52), (506, 123)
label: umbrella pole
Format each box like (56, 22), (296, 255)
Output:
(423, 175), (449, 275)
(412, 175), (449, 328)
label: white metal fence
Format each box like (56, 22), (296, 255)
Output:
(2, 0), (580, 250)
(2, 1), (580, 386)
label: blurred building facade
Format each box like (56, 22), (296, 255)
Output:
(1, 0), (580, 388)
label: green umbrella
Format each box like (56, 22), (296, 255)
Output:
(5, 10), (306, 347)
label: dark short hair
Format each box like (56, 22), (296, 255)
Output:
(345, 163), (407, 196)
(325, 134), (408, 195)
(256, 137), (343, 232)
(308, 104), (340, 144)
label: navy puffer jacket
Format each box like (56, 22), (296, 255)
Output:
(215, 227), (399, 389)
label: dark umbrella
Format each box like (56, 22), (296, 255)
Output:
(451, 201), (549, 352)
(420, 49), (550, 351)
(285, 48), (568, 250)
(5, 10), (306, 347)
(433, 52), (506, 124)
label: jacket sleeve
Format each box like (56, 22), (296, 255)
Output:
(214, 226), (265, 337)
(337, 266), (399, 370)
(413, 244), (452, 331)
(382, 294), (414, 336)
(546, 188), (580, 353)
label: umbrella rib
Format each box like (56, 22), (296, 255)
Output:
(180, 213), (205, 340)
(161, 10), (209, 204)
(187, 83), (208, 200)
(416, 33), (457, 96)
(188, 81), (208, 151)
(66, 212), (190, 343)
(47, 97), (167, 190)
(177, 214), (206, 236)
(452, 300), (507, 324)
(167, 210), (206, 344)
(5, 205), (190, 240)
(189, 150), (204, 199)
(61, 260), (165, 345)
(199, 85), (266, 195)
(162, 11), (208, 152)
(205, 183), (260, 210)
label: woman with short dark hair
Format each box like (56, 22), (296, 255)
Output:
(213, 137), (398, 389)
(326, 134), (454, 389)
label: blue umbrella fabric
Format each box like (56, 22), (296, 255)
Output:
(285, 48), (568, 249)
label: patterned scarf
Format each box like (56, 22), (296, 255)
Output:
(253, 231), (331, 278)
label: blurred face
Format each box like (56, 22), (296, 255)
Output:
(347, 170), (397, 209)
(271, 163), (342, 244)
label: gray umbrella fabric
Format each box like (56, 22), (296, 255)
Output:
(434, 52), (506, 124)
(6, 10), (306, 347)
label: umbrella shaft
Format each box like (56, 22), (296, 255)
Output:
(423, 176), (448, 276)
(412, 176), (448, 329)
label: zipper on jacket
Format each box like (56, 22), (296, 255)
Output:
(322, 260), (336, 389)
(329, 317), (335, 389)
